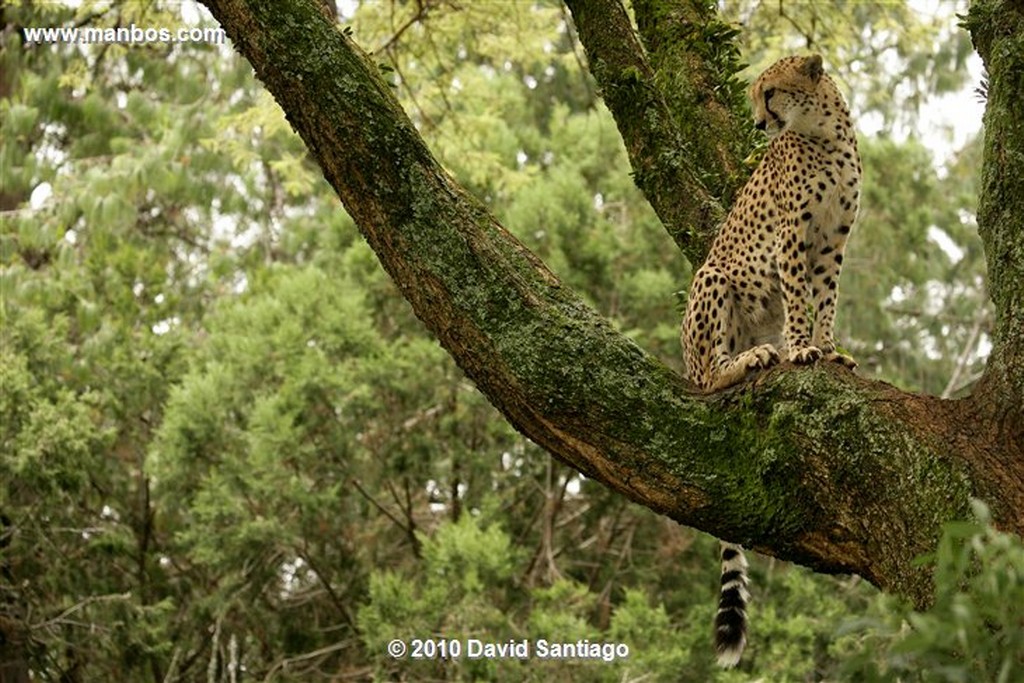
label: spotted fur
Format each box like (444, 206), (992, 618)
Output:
(682, 55), (862, 668)
(682, 54), (861, 394)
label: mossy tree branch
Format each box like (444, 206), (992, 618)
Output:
(563, 0), (758, 265)
(965, 0), (1024, 418)
(629, 0), (755, 199)
(562, 0), (729, 265)
(200, 0), (1024, 610)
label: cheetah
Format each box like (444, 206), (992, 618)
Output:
(680, 54), (862, 667)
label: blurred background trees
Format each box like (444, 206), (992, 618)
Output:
(1, 1), (1015, 681)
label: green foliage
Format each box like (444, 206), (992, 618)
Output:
(358, 516), (518, 680)
(840, 501), (1024, 682)
(608, 588), (691, 678)
(358, 517), (697, 683)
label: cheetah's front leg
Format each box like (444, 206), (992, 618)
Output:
(776, 215), (821, 364)
(809, 214), (857, 369)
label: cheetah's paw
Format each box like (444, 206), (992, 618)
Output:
(739, 343), (780, 371)
(788, 345), (823, 365)
(825, 351), (857, 369)
(707, 345), (780, 391)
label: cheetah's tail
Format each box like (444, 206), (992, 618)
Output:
(714, 542), (749, 668)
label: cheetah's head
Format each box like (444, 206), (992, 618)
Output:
(749, 54), (825, 138)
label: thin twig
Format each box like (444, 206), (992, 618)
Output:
(30, 592), (132, 632)
(374, 0), (428, 55)
(941, 309), (988, 398)
(262, 641), (353, 682)
(351, 478), (406, 532)
(352, 478), (420, 556)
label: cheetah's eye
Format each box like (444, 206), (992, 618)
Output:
(764, 87), (776, 102)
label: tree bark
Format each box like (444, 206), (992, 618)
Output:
(199, 0), (1024, 609)
(963, 0), (1024, 432)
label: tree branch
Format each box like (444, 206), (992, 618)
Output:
(629, 0), (754, 192)
(965, 0), (1024, 416)
(562, 0), (726, 264)
(563, 0), (758, 264)
(200, 0), (1024, 609)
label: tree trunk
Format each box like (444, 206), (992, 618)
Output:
(963, 0), (1024, 432)
(199, 0), (1024, 609)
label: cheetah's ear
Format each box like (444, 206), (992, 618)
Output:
(801, 54), (824, 84)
